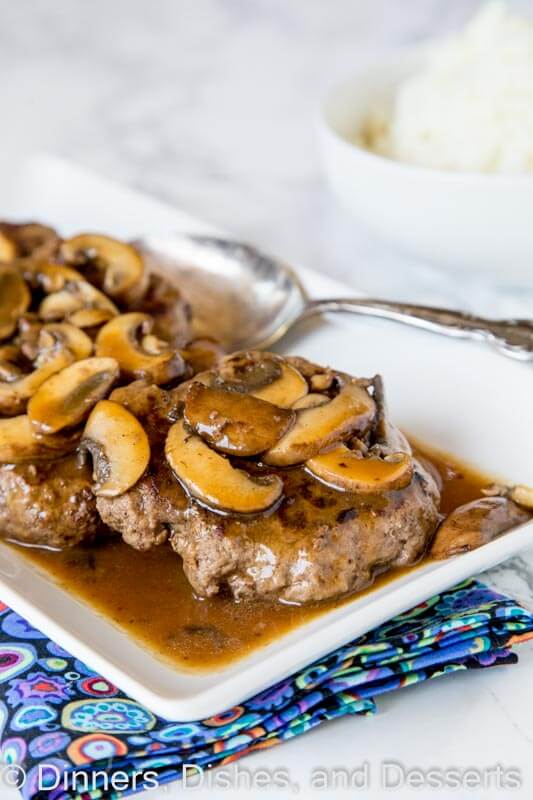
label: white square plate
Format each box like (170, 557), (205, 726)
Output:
(0, 153), (532, 721)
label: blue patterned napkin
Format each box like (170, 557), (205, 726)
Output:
(0, 578), (531, 799)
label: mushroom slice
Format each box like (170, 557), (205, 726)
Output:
(0, 265), (31, 340)
(61, 234), (146, 303)
(166, 419), (283, 514)
(184, 382), (295, 456)
(430, 496), (530, 560)
(252, 363), (308, 408)
(217, 352), (308, 407)
(0, 345), (24, 382)
(307, 447), (413, 493)
(217, 351), (282, 391)
(28, 357), (119, 435)
(39, 278), (118, 324)
(96, 312), (186, 384)
(0, 323), (92, 416)
(19, 261), (83, 293)
(67, 308), (116, 329)
(509, 485), (533, 510)
(170, 370), (215, 403)
(263, 382), (376, 467)
(0, 232), (16, 262)
(0, 415), (79, 463)
(182, 338), (225, 374)
(44, 323), (94, 361)
(293, 393), (329, 410)
(80, 399), (150, 497)
(0, 223), (60, 259)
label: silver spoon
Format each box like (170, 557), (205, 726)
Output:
(139, 233), (533, 360)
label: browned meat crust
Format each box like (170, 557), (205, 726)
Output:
(0, 455), (101, 548)
(96, 377), (441, 603)
(174, 460), (439, 603)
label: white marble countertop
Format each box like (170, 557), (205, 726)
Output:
(1, 1), (533, 798)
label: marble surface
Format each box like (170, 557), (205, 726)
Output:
(1, 1), (533, 798)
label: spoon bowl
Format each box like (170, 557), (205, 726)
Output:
(139, 235), (307, 351)
(139, 233), (533, 360)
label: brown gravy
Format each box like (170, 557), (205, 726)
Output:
(12, 443), (489, 671)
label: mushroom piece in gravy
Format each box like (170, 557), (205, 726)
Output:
(61, 234), (147, 304)
(0, 324), (93, 416)
(251, 362), (308, 407)
(0, 265), (31, 341)
(80, 399), (151, 497)
(0, 415), (80, 462)
(0, 233), (17, 263)
(263, 381), (376, 466)
(430, 496), (531, 559)
(96, 312), (186, 384)
(28, 357), (119, 435)
(184, 381), (295, 456)
(165, 419), (283, 514)
(307, 445), (413, 493)
(39, 277), (118, 326)
(0, 223), (60, 259)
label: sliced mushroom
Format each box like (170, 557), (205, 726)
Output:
(18, 260), (83, 293)
(184, 382), (295, 456)
(61, 234), (147, 303)
(39, 278), (118, 325)
(509, 485), (533, 510)
(169, 370), (214, 403)
(80, 399), (150, 496)
(0, 223), (60, 259)
(67, 308), (116, 329)
(307, 446), (413, 493)
(0, 232), (16, 262)
(252, 363), (308, 408)
(0, 345), (24, 382)
(166, 419), (283, 514)
(20, 262), (114, 328)
(263, 382), (376, 466)
(216, 352), (308, 407)
(45, 323), (94, 360)
(217, 351), (281, 390)
(0, 415), (79, 463)
(430, 496), (531, 560)
(309, 371), (336, 392)
(0, 323), (92, 415)
(181, 338), (225, 374)
(28, 357), (119, 434)
(292, 393), (329, 410)
(96, 312), (186, 384)
(0, 265), (31, 340)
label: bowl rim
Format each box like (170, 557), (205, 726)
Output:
(318, 49), (533, 186)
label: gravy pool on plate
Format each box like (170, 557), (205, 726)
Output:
(14, 443), (489, 671)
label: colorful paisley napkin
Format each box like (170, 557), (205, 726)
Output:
(0, 578), (531, 799)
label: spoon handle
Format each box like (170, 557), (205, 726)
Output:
(302, 298), (533, 361)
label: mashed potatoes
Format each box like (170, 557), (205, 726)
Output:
(364, 2), (533, 173)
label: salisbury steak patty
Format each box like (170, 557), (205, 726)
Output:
(0, 455), (100, 548)
(96, 353), (441, 604)
(171, 458), (439, 603)
(98, 442), (439, 604)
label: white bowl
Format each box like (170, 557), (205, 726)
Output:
(319, 52), (533, 282)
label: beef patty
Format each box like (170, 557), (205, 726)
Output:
(0, 455), (101, 548)
(0, 223), (192, 549)
(97, 377), (441, 604)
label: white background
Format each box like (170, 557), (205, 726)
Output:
(1, 2), (533, 799)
